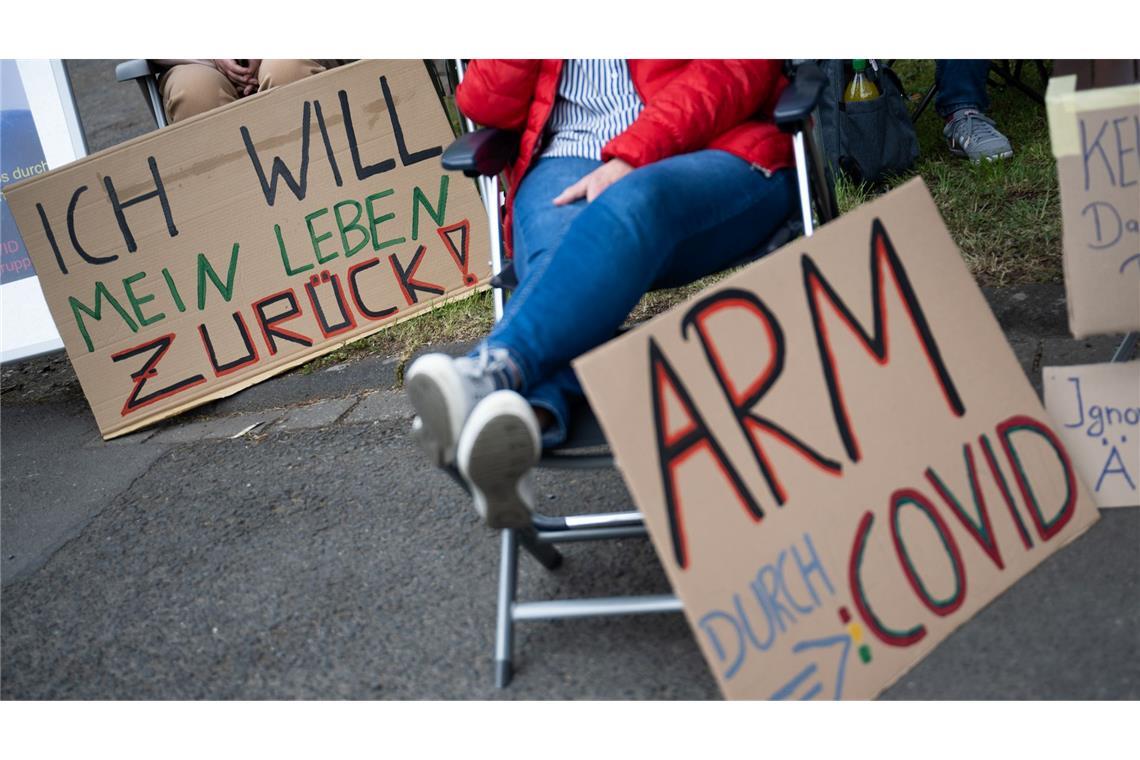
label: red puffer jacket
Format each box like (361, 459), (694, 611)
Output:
(455, 59), (794, 252)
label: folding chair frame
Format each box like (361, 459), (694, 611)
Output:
(114, 60), (167, 129)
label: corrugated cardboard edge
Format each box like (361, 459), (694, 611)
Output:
(1046, 75), (1140, 158)
(575, 176), (1102, 700)
(101, 281), (489, 440)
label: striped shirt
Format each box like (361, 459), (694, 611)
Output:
(541, 59), (644, 161)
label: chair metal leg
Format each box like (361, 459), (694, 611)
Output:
(144, 77), (167, 129)
(989, 60), (1046, 106)
(518, 526), (563, 570)
(911, 82), (937, 124)
(1112, 333), (1138, 363)
(791, 132), (814, 236)
(802, 123), (838, 224)
(495, 528), (519, 688)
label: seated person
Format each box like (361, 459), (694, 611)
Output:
(406, 59), (797, 529)
(935, 60), (1014, 162)
(151, 59), (343, 123)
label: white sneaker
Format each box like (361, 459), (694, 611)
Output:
(405, 349), (518, 467)
(457, 391), (541, 529)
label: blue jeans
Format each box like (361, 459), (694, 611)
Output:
(482, 151), (796, 448)
(935, 60), (991, 118)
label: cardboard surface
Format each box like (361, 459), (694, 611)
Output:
(1044, 361), (1140, 508)
(1046, 76), (1140, 337)
(3, 60), (488, 438)
(574, 179), (1099, 700)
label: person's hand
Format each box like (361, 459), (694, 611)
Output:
(553, 159), (634, 205)
(212, 59), (258, 94)
(241, 60), (262, 96)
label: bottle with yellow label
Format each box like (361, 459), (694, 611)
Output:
(843, 59), (880, 102)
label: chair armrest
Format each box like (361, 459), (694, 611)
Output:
(490, 261), (519, 291)
(441, 128), (520, 178)
(116, 59), (157, 83)
(773, 62), (828, 131)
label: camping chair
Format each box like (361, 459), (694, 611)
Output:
(437, 59), (838, 688)
(115, 59), (167, 128)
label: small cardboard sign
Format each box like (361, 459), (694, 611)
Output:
(574, 179), (1098, 700)
(3, 60), (488, 438)
(1044, 361), (1140, 508)
(1046, 76), (1140, 337)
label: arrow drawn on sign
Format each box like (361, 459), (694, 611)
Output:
(769, 633), (853, 700)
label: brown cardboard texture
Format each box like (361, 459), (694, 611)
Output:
(3, 60), (489, 439)
(574, 179), (1099, 700)
(1044, 361), (1140, 508)
(1046, 76), (1140, 337)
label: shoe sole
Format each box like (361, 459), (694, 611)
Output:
(460, 400), (539, 529)
(405, 356), (466, 467)
(949, 145), (1014, 162)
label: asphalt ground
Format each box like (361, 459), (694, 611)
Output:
(0, 61), (1136, 700)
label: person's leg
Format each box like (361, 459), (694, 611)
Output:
(509, 157), (599, 280)
(487, 150), (795, 391)
(934, 60), (1013, 161)
(499, 157), (600, 443)
(158, 63), (238, 123)
(934, 60), (991, 117)
(407, 157), (596, 465)
(257, 60), (326, 91)
(409, 149), (794, 526)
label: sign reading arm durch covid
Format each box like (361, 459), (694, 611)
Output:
(575, 179), (1099, 700)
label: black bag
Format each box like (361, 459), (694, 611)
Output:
(813, 60), (919, 186)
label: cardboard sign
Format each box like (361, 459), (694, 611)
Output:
(3, 60), (488, 438)
(1046, 75), (1140, 337)
(574, 179), (1098, 700)
(1044, 361), (1140, 508)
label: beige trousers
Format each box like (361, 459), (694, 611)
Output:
(158, 60), (331, 123)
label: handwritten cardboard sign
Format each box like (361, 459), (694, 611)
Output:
(574, 179), (1099, 699)
(3, 60), (488, 438)
(1044, 361), (1140, 508)
(1046, 76), (1140, 337)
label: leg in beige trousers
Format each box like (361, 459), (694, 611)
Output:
(159, 60), (330, 123)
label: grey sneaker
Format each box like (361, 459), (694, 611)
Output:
(943, 110), (1013, 162)
(405, 346), (520, 467)
(457, 390), (540, 529)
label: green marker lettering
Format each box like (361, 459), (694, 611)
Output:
(69, 281), (139, 353)
(123, 270), (166, 327)
(161, 268), (187, 313)
(197, 243), (240, 310)
(334, 199), (369, 258)
(411, 174), (449, 240)
(275, 223), (314, 276)
(306, 207), (338, 265)
(365, 189), (405, 251)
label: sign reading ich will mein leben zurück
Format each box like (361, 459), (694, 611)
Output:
(574, 179), (1098, 700)
(3, 60), (489, 439)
